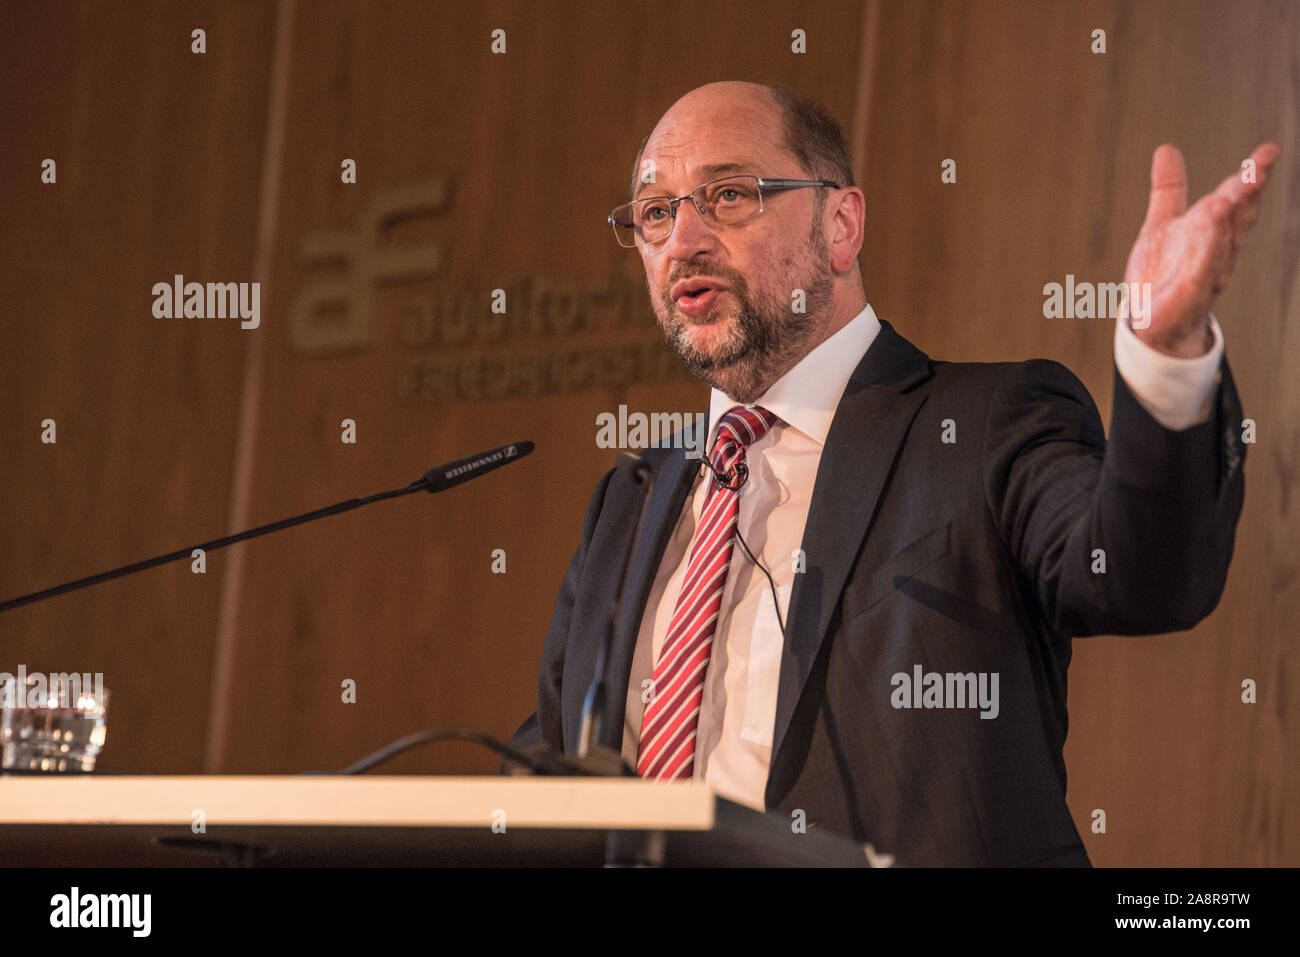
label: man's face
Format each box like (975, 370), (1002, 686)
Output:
(633, 86), (835, 403)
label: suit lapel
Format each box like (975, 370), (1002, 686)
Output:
(602, 418), (705, 750)
(592, 320), (933, 774)
(768, 319), (933, 785)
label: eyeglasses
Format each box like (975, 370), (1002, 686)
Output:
(607, 174), (839, 248)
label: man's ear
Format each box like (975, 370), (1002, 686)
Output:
(828, 186), (866, 275)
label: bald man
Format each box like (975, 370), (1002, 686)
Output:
(507, 81), (1277, 866)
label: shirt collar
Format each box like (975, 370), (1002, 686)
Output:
(707, 302), (882, 449)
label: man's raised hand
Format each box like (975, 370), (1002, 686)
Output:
(1124, 141), (1280, 358)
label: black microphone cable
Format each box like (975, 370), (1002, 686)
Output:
(698, 456), (788, 640)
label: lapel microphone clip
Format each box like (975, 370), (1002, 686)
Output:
(701, 457), (748, 491)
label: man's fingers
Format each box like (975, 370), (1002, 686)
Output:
(1131, 142), (1278, 310)
(1231, 188), (1264, 241)
(1210, 221), (1234, 296)
(1185, 191), (1233, 234)
(1250, 141), (1282, 173)
(1210, 142), (1278, 206)
(1210, 168), (1250, 207)
(1143, 143), (1188, 230)
(1213, 142), (1280, 251)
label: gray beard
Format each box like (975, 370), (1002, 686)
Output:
(659, 255), (834, 404)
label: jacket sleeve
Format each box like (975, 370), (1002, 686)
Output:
(981, 356), (1246, 638)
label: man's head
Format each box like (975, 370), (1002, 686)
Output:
(623, 81), (866, 403)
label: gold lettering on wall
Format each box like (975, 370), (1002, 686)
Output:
(289, 181), (448, 354)
(288, 180), (689, 400)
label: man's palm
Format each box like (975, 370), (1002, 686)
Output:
(1125, 142), (1279, 357)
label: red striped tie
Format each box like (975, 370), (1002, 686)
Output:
(636, 405), (779, 780)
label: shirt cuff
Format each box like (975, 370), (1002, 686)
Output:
(1113, 313), (1224, 431)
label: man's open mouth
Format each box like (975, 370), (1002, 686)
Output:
(671, 279), (729, 317)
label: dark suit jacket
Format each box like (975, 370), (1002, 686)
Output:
(507, 318), (1246, 866)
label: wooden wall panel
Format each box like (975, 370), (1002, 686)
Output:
(0, 1), (275, 772)
(216, 0), (871, 775)
(2, 0), (1292, 867)
(860, 0), (1298, 865)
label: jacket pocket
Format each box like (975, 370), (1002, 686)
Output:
(841, 521), (952, 627)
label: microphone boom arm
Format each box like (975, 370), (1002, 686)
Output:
(0, 440), (534, 615)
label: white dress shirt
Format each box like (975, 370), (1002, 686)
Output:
(621, 303), (1226, 810)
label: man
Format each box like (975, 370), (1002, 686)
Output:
(507, 81), (1278, 866)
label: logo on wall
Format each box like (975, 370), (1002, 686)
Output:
(288, 181), (690, 401)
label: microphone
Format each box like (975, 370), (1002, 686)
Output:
(503, 450), (656, 780)
(612, 450), (651, 483)
(575, 451), (655, 771)
(701, 456), (748, 491)
(0, 440), (536, 614)
(421, 441), (534, 493)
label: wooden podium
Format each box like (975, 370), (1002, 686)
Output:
(0, 776), (875, 867)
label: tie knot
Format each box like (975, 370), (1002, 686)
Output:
(714, 406), (779, 455)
